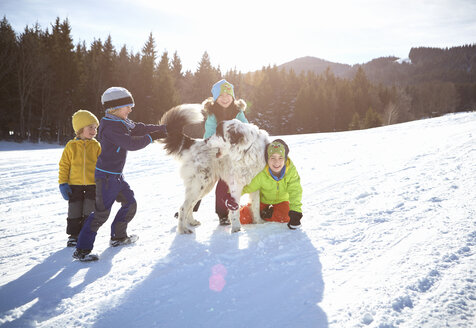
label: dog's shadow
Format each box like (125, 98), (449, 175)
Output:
(93, 224), (328, 328)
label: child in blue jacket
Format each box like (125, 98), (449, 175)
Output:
(73, 87), (167, 261)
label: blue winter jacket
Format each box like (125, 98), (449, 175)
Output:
(95, 116), (166, 174)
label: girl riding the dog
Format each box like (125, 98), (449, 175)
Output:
(200, 79), (249, 225)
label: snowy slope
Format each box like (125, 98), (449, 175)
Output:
(0, 112), (475, 328)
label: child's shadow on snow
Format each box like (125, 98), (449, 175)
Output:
(94, 224), (328, 328)
(0, 247), (117, 327)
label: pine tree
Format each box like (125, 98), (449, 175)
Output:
(73, 42), (88, 113)
(16, 24), (44, 140)
(294, 82), (317, 133)
(36, 28), (55, 142)
(193, 51), (220, 101)
(0, 17), (16, 85)
(171, 51), (184, 103)
(335, 80), (354, 131)
(352, 66), (372, 117)
(171, 51), (183, 83)
(250, 69), (275, 131)
(49, 18), (78, 142)
(136, 32), (157, 122)
(362, 107), (382, 129)
(155, 51), (179, 117)
(0, 17), (18, 139)
(102, 35), (116, 88)
(114, 45), (132, 86)
(349, 112), (361, 130)
(83, 39), (106, 118)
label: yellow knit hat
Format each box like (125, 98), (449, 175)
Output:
(72, 110), (99, 133)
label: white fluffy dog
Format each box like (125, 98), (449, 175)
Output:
(159, 104), (269, 234)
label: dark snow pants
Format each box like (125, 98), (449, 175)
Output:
(66, 185), (96, 236)
(77, 171), (137, 250)
(215, 179), (231, 219)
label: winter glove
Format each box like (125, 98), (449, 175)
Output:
(59, 183), (72, 201)
(260, 205), (274, 219)
(287, 210), (303, 230)
(224, 197), (239, 211)
(149, 125), (167, 140)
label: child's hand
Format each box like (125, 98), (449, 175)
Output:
(287, 211), (302, 229)
(225, 197), (239, 211)
(149, 125), (167, 140)
(224, 192), (239, 211)
(59, 183), (72, 200)
(260, 205), (274, 219)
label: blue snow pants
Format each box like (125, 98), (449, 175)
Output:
(76, 171), (137, 250)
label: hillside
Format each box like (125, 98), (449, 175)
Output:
(278, 45), (476, 85)
(279, 56), (353, 78)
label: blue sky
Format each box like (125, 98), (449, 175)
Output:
(2, 0), (476, 72)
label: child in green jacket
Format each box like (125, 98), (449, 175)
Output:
(240, 139), (303, 229)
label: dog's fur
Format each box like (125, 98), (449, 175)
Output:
(159, 103), (269, 234)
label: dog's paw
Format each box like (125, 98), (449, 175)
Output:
(189, 219), (201, 226)
(177, 226), (194, 234)
(231, 226), (241, 233)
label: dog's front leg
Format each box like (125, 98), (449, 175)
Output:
(177, 204), (193, 234)
(228, 181), (242, 233)
(229, 209), (241, 233)
(250, 191), (265, 224)
(177, 191), (199, 234)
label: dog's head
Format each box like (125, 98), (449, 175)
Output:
(207, 119), (250, 158)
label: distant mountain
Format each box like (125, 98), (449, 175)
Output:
(278, 56), (353, 78)
(278, 45), (476, 85)
(278, 55), (412, 83)
(359, 56), (412, 85)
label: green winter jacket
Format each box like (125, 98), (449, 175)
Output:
(242, 158), (303, 213)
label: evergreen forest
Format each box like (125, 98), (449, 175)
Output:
(1, 17), (475, 143)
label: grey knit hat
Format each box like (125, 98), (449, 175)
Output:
(101, 87), (135, 111)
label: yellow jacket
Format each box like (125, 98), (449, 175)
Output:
(58, 138), (101, 185)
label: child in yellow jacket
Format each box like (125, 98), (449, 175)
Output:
(58, 110), (101, 247)
(240, 139), (303, 229)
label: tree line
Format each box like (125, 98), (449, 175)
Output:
(1, 17), (474, 143)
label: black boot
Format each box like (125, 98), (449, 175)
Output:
(73, 248), (98, 262)
(67, 235), (78, 247)
(218, 213), (230, 226)
(109, 234), (139, 247)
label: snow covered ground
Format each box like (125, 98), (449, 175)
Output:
(0, 112), (475, 328)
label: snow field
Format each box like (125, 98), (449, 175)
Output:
(0, 112), (475, 327)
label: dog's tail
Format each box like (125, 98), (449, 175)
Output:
(159, 104), (204, 156)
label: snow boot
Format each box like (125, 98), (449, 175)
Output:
(109, 234), (139, 247)
(218, 214), (230, 226)
(67, 235), (78, 247)
(73, 248), (98, 262)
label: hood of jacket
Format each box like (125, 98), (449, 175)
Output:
(202, 97), (246, 119)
